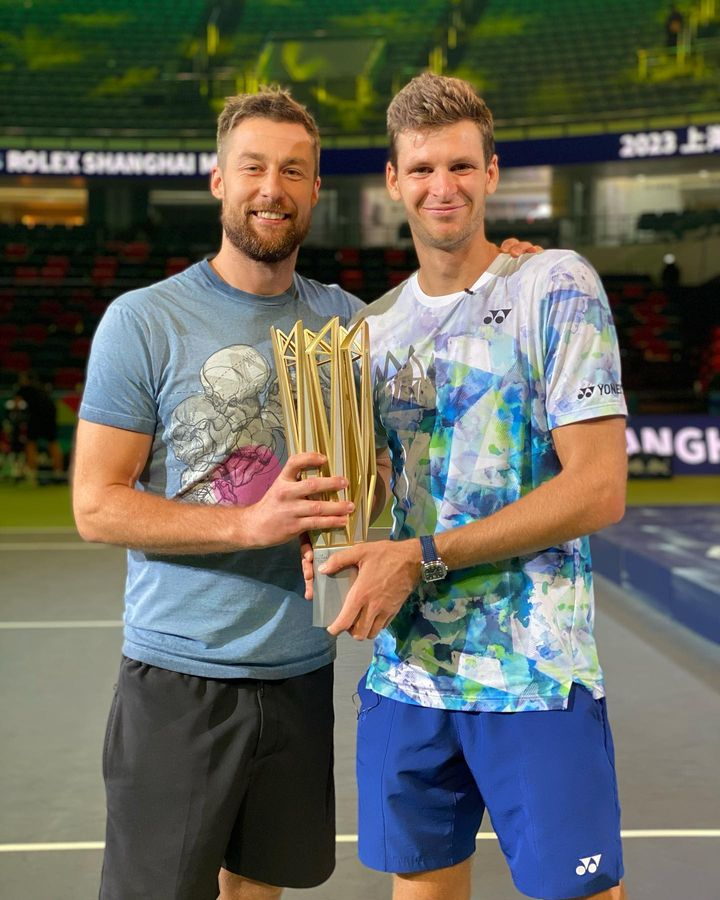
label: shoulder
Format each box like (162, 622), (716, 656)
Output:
(294, 274), (364, 322)
(351, 278), (412, 326)
(524, 249), (600, 284)
(102, 263), (204, 324)
(497, 250), (603, 300)
(497, 248), (586, 279)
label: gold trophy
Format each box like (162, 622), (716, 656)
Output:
(271, 317), (376, 626)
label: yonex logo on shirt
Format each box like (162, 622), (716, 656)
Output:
(578, 382), (624, 400)
(597, 382), (624, 396)
(576, 854), (602, 876)
(483, 308), (511, 325)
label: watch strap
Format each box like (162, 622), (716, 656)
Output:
(420, 534), (439, 563)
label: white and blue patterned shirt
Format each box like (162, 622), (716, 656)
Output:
(353, 250), (627, 712)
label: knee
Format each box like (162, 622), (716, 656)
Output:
(218, 869), (283, 900)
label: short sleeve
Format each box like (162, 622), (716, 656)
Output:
(542, 254), (627, 428)
(79, 299), (158, 434)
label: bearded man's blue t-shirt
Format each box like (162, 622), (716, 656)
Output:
(80, 259), (363, 679)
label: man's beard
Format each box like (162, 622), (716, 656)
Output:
(221, 203), (310, 263)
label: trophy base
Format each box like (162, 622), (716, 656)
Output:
(312, 545), (357, 628)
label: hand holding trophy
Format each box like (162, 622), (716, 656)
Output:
(271, 317), (376, 627)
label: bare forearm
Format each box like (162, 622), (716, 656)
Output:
(435, 466), (625, 571)
(74, 458), (355, 555)
(74, 483), (253, 554)
(73, 421), (354, 554)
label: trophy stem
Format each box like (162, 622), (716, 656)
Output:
(312, 545), (358, 628)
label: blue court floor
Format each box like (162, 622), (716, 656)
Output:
(0, 527), (718, 900)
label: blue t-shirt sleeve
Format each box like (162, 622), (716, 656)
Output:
(79, 299), (158, 434)
(542, 254), (627, 428)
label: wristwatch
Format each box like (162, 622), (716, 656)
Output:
(419, 535), (448, 583)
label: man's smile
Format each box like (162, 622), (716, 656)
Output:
(422, 204), (466, 216)
(251, 209), (291, 221)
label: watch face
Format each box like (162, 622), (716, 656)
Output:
(421, 560), (448, 582)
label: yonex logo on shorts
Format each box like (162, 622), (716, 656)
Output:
(483, 308), (511, 325)
(577, 385), (595, 400)
(576, 854), (602, 876)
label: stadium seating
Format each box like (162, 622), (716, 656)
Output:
(453, 0), (718, 124)
(1, 3), (718, 421)
(1, 222), (717, 416)
(3, 1), (710, 138)
(0, 0), (213, 135)
(637, 208), (720, 241)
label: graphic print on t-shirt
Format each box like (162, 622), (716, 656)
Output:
(169, 344), (285, 506)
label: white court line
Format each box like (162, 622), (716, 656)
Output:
(0, 842), (106, 853)
(0, 540), (106, 551)
(2, 831), (719, 852)
(0, 620), (122, 630)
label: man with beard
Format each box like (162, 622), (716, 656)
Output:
(72, 89), (366, 900)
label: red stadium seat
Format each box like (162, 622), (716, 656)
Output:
(40, 264), (68, 284)
(54, 311), (84, 334)
(388, 269), (412, 286)
(0, 323), (19, 346)
(69, 336), (92, 360)
(21, 323), (49, 345)
(336, 247), (360, 265)
(4, 242), (29, 263)
(165, 256), (191, 277)
(121, 241), (151, 263)
(38, 298), (64, 320)
(53, 366), (85, 390)
(384, 248), (408, 267)
(621, 283), (646, 299)
(14, 265), (39, 283)
(0, 349), (31, 371)
(91, 256), (119, 287)
(340, 268), (365, 291)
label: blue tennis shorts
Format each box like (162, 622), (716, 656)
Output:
(356, 677), (624, 900)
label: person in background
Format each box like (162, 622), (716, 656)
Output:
(661, 252), (681, 291)
(14, 370), (64, 483)
(665, 3), (684, 47)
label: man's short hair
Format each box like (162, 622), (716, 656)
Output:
(387, 72), (495, 168)
(216, 87), (320, 175)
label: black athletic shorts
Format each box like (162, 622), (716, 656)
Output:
(100, 656), (335, 900)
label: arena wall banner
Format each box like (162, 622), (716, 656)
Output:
(2, 122), (718, 178)
(497, 122), (720, 168)
(626, 415), (720, 475)
(0, 149), (219, 177)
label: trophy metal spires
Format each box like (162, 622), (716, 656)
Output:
(271, 317), (376, 626)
